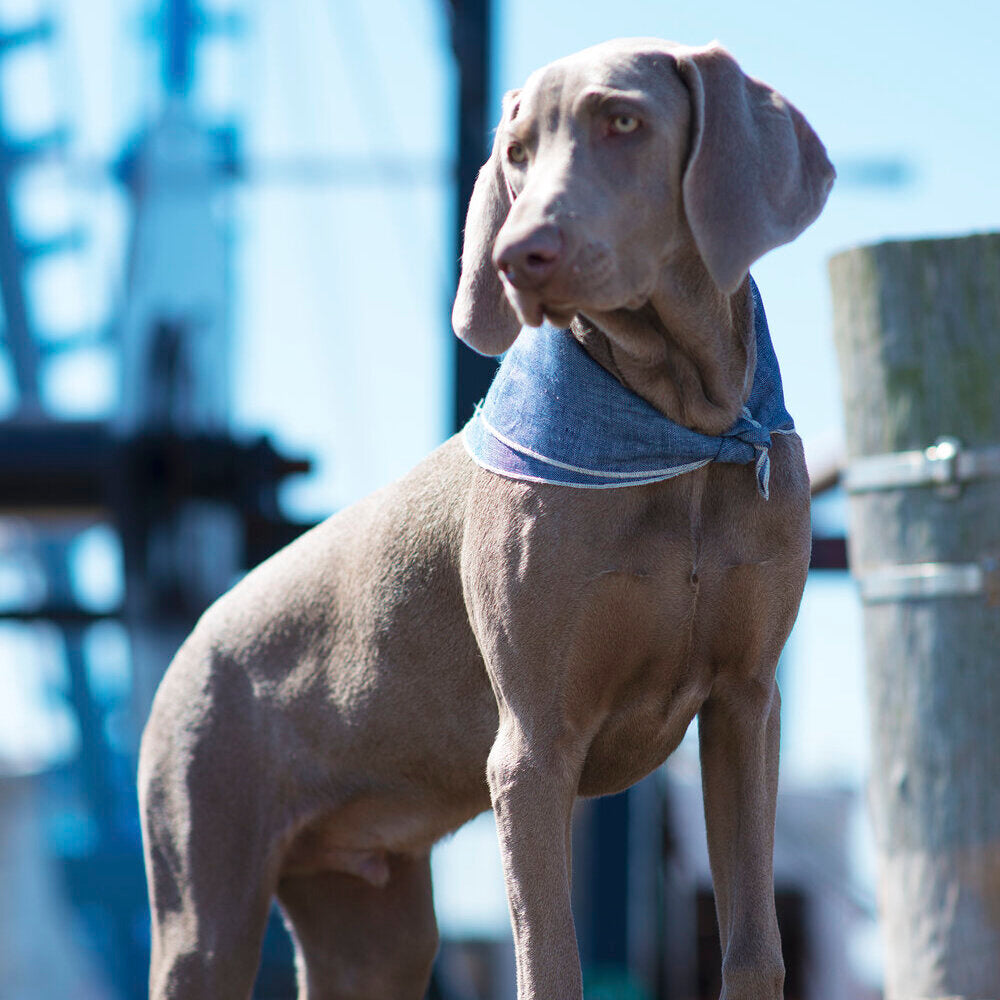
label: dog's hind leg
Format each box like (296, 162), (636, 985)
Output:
(698, 679), (785, 1000)
(276, 853), (438, 1000)
(141, 757), (279, 998)
(139, 654), (285, 1000)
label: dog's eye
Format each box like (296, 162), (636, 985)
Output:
(507, 142), (527, 164)
(609, 113), (640, 135)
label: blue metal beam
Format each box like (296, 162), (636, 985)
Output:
(162, 0), (203, 96)
(0, 20), (54, 52)
(0, 20), (67, 415)
(0, 136), (41, 414)
(157, 0), (242, 99)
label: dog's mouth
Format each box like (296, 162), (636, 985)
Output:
(500, 274), (582, 330)
(499, 273), (547, 327)
(541, 304), (577, 328)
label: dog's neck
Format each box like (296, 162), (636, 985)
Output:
(572, 267), (755, 437)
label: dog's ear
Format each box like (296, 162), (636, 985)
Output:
(451, 91), (522, 356)
(675, 43), (835, 294)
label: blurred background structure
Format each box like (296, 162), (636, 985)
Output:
(0, 1), (996, 998)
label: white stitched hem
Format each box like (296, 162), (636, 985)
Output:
(471, 408), (717, 481)
(461, 427), (713, 489)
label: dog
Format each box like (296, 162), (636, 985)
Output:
(139, 37), (834, 999)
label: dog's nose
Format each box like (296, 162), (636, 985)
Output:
(494, 225), (563, 289)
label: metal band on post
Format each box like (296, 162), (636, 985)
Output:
(857, 558), (1000, 605)
(844, 437), (1000, 496)
(847, 437), (1000, 604)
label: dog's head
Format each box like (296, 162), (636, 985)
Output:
(452, 38), (835, 355)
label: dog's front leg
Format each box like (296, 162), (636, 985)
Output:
(462, 481), (593, 998)
(488, 713), (584, 1000)
(699, 680), (784, 1000)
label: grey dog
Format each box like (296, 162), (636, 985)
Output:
(139, 37), (834, 1000)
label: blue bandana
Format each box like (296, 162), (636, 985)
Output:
(462, 278), (794, 499)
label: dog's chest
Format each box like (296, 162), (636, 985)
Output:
(555, 519), (770, 797)
(464, 456), (795, 799)
(573, 569), (720, 797)
(508, 545), (716, 798)
(578, 661), (711, 798)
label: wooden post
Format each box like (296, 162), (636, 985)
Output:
(829, 233), (1000, 999)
